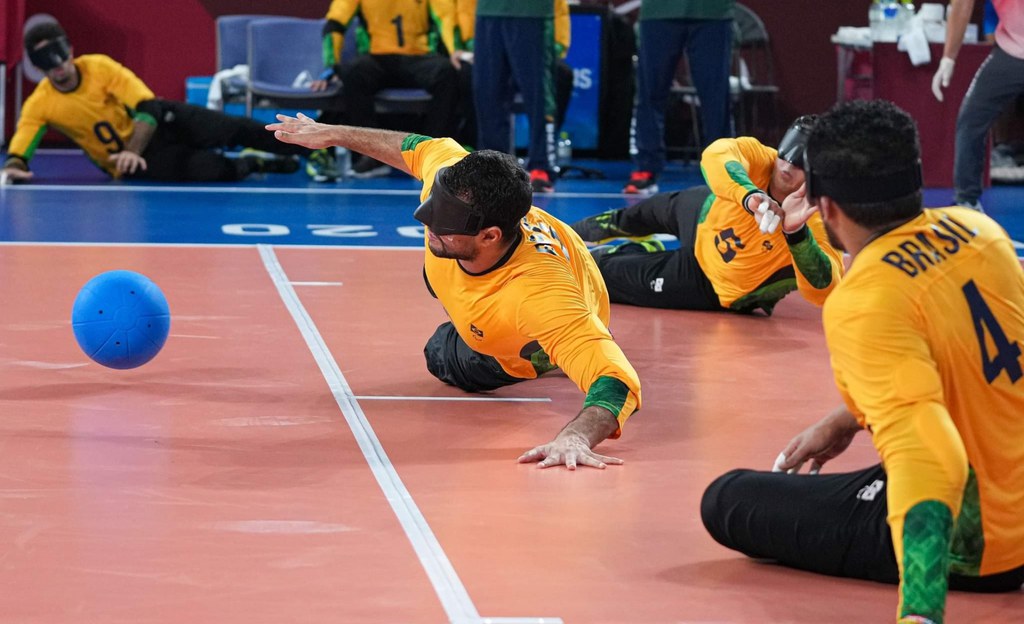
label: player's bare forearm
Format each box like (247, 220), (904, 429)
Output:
(560, 405), (620, 449)
(943, 0), (975, 60)
(125, 119), (156, 155)
(268, 113), (412, 174)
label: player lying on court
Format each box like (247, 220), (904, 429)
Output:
(702, 100), (1024, 623)
(2, 19), (336, 184)
(268, 113), (642, 470)
(570, 116), (845, 314)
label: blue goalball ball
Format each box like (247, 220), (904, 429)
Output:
(71, 270), (171, 369)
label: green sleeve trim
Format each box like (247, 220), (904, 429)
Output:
(401, 134), (433, 152)
(16, 125), (49, 161)
(729, 266), (797, 315)
(787, 228), (834, 289)
(132, 112), (157, 127)
(724, 160), (759, 193)
(322, 35), (335, 68)
(696, 191), (716, 225)
(949, 467), (983, 576)
(900, 500), (954, 624)
(322, 19), (348, 67)
(355, 14), (372, 56)
(583, 376), (630, 417)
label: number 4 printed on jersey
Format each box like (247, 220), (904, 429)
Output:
(963, 279), (1023, 384)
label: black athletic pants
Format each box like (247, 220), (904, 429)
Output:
(701, 464), (1024, 592)
(454, 58), (574, 150)
(132, 100), (309, 182)
(596, 185), (724, 310)
(339, 54), (459, 139)
(423, 322), (527, 392)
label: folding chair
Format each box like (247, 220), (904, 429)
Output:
(246, 17), (342, 116)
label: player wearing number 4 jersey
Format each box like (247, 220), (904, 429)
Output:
(702, 100), (1024, 624)
(2, 19), (335, 184)
(268, 113), (641, 470)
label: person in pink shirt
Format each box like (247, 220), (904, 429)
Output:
(932, 0), (1024, 212)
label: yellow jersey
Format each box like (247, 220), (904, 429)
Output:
(696, 137), (845, 312)
(453, 0), (571, 57)
(824, 208), (1024, 618)
(324, 0), (456, 62)
(8, 54), (155, 178)
(401, 135), (641, 430)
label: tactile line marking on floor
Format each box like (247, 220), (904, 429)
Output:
(353, 395), (551, 402)
(289, 281), (344, 286)
(259, 244), (562, 624)
(480, 619), (564, 624)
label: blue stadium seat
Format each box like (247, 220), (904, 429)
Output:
(246, 17), (342, 116)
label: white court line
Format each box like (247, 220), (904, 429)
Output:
(0, 241), (420, 251)
(354, 395), (551, 403)
(289, 281), (343, 286)
(258, 244), (560, 624)
(1, 184), (629, 199)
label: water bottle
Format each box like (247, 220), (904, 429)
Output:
(335, 146), (352, 179)
(556, 131), (572, 166)
(872, 1), (902, 42)
(869, 1), (883, 41)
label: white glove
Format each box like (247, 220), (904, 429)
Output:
(931, 56), (955, 102)
(755, 198), (781, 234)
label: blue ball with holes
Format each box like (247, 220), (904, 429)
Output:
(71, 270), (171, 369)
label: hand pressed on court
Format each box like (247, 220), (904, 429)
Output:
(517, 405), (623, 470)
(1, 167), (33, 184)
(518, 433), (623, 470)
(108, 150), (147, 175)
(773, 405), (862, 474)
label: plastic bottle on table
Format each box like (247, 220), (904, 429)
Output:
(557, 131), (572, 167)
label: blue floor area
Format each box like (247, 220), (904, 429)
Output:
(2, 151), (1022, 253)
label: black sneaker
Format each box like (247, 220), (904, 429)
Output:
(305, 148), (341, 182)
(240, 149), (300, 174)
(570, 210), (633, 243)
(350, 155), (392, 179)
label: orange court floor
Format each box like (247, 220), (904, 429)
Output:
(2, 242), (1023, 623)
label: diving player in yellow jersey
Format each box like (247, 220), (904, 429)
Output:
(702, 100), (1024, 623)
(571, 116), (844, 313)
(311, 0), (459, 178)
(267, 113), (641, 470)
(2, 19), (335, 184)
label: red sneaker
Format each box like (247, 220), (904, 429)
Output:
(623, 171), (659, 195)
(529, 169), (554, 193)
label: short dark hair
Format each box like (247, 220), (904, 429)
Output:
(24, 22), (66, 52)
(442, 150), (532, 241)
(806, 99), (922, 228)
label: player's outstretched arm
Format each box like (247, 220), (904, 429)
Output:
(517, 406), (623, 471)
(267, 113), (412, 174)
